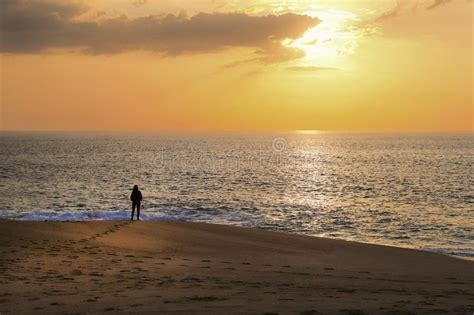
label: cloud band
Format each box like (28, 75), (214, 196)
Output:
(1, 0), (319, 62)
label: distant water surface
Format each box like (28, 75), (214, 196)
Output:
(0, 132), (472, 258)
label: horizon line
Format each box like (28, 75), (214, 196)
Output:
(0, 129), (473, 135)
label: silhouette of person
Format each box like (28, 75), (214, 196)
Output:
(130, 185), (142, 220)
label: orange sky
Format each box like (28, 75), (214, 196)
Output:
(0, 0), (472, 132)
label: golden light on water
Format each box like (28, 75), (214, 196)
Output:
(294, 130), (323, 135)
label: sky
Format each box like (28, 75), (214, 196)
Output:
(0, 0), (472, 133)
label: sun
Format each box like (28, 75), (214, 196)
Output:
(283, 8), (361, 67)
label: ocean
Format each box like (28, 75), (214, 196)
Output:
(0, 132), (472, 258)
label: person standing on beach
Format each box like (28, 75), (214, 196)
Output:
(130, 185), (142, 220)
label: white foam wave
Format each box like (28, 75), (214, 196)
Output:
(13, 210), (188, 222)
(418, 247), (474, 260)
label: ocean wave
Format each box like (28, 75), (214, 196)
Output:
(1, 210), (473, 259)
(418, 247), (474, 259)
(8, 210), (188, 222)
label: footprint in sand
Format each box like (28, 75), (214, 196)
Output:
(89, 272), (104, 277)
(337, 309), (365, 315)
(185, 296), (226, 302)
(337, 288), (356, 293)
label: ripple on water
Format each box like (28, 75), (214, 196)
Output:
(0, 133), (473, 258)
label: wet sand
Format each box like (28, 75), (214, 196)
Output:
(0, 220), (473, 314)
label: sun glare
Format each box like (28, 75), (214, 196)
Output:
(294, 130), (323, 135)
(283, 7), (361, 67)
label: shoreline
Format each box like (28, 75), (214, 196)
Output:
(1, 220), (473, 314)
(2, 217), (473, 261)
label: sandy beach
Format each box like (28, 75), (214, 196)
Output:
(0, 220), (473, 314)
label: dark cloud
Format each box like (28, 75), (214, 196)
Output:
(0, 0), (319, 62)
(374, 1), (401, 22)
(222, 45), (306, 68)
(426, 0), (452, 9)
(373, 0), (466, 23)
(254, 46), (306, 64)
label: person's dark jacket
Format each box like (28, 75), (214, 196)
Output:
(130, 190), (142, 203)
